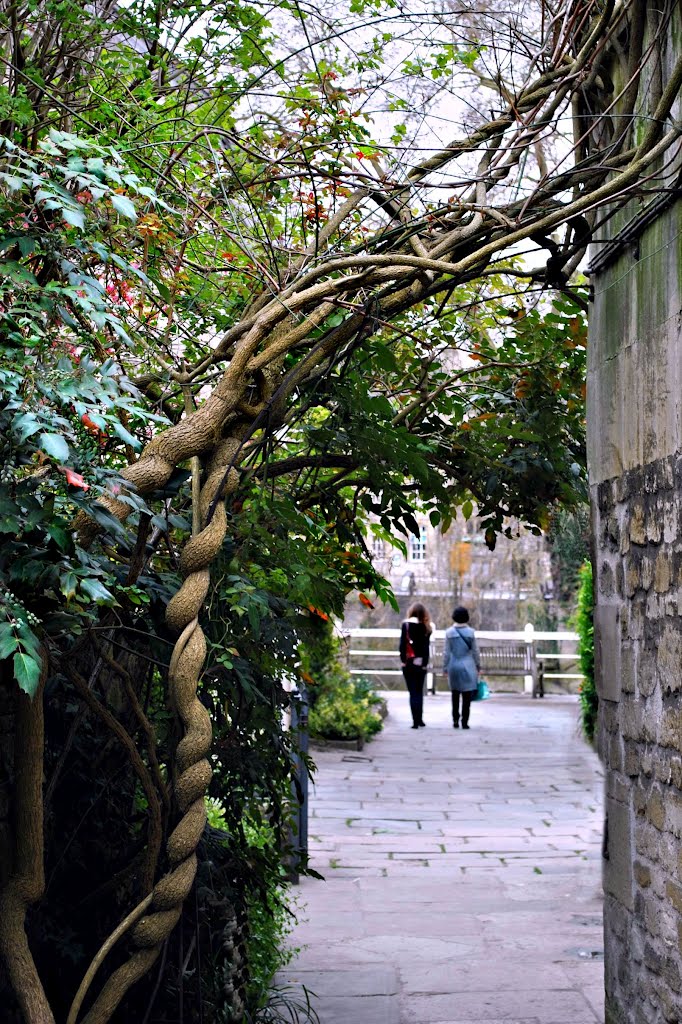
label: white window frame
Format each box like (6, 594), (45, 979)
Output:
(372, 537), (386, 559)
(409, 526), (427, 562)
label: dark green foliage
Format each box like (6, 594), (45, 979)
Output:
(308, 667), (383, 742)
(302, 625), (383, 742)
(267, 288), (589, 555)
(522, 601), (557, 633)
(0, 134), (169, 695)
(574, 561), (597, 741)
(8, 563), (307, 1023)
(23, 623), (173, 1022)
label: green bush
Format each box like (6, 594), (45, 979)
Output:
(245, 870), (299, 1015)
(301, 624), (384, 742)
(205, 801), (300, 1019)
(308, 666), (383, 741)
(574, 560), (597, 740)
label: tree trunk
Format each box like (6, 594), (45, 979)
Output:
(0, 662), (55, 1024)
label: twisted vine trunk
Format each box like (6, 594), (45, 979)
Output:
(0, 657), (54, 1024)
(70, 439), (240, 1024)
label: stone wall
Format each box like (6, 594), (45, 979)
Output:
(588, 8), (682, 1006)
(593, 458), (682, 1023)
(588, 6), (682, 1019)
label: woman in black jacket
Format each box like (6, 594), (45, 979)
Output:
(399, 602), (432, 729)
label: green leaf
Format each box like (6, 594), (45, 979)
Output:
(47, 523), (70, 550)
(0, 632), (19, 660)
(0, 621), (18, 661)
(0, 171), (25, 190)
(60, 571), (78, 600)
(62, 205), (85, 230)
(16, 623), (40, 657)
(110, 420), (141, 449)
(13, 413), (41, 440)
(80, 577), (115, 605)
(39, 433), (70, 462)
(0, 261), (38, 285)
(14, 650), (41, 696)
(111, 194), (137, 220)
(56, 305), (79, 328)
(18, 236), (36, 257)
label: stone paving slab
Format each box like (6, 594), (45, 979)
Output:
(300, 994), (399, 1024)
(398, 960), (574, 993)
(284, 693), (604, 1024)
(283, 966), (399, 997)
(401, 989), (600, 1022)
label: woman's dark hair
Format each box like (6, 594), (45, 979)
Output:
(452, 606), (470, 624)
(408, 602), (432, 633)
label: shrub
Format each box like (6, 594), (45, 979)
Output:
(574, 560), (597, 740)
(243, 818), (299, 1013)
(204, 801), (301, 1020)
(246, 872), (299, 1015)
(301, 623), (384, 742)
(308, 666), (383, 742)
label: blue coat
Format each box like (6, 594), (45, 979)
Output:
(443, 625), (480, 692)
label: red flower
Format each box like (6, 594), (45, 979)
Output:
(307, 605), (330, 621)
(60, 467), (89, 490)
(81, 413), (106, 440)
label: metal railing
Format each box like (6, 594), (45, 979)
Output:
(286, 685), (309, 884)
(342, 624), (583, 696)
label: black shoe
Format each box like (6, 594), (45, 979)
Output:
(462, 724), (470, 730)
(418, 721), (426, 727)
(453, 722), (459, 728)
(411, 724), (419, 729)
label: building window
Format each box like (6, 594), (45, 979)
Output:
(372, 537), (385, 559)
(409, 526), (427, 562)
(512, 557), (528, 579)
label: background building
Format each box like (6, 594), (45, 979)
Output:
(345, 512), (554, 629)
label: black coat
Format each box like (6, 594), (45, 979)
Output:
(399, 619), (431, 666)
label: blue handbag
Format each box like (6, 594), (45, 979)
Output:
(474, 679), (491, 701)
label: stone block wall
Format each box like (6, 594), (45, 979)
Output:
(594, 458), (682, 1023)
(588, 10), (682, 1015)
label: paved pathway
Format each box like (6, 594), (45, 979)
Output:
(283, 692), (605, 1024)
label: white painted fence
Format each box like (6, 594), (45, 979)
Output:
(342, 625), (583, 696)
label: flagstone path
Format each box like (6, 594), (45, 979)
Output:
(282, 691), (604, 1024)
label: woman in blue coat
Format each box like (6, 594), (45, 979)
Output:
(442, 606), (480, 729)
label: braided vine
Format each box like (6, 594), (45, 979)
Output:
(69, 438), (240, 1024)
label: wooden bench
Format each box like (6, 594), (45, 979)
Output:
(430, 637), (544, 698)
(344, 627), (578, 697)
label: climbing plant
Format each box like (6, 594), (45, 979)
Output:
(574, 560), (597, 742)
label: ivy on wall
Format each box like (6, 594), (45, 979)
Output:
(574, 561), (597, 741)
